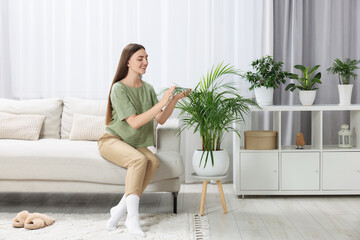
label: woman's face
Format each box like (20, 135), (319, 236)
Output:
(128, 49), (148, 75)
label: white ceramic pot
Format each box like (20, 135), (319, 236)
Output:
(192, 149), (229, 176)
(298, 90), (316, 106)
(338, 84), (353, 106)
(254, 87), (274, 106)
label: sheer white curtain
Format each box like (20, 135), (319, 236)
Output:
(0, 0), (264, 182)
(0, 0), (262, 100)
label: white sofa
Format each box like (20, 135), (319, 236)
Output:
(0, 97), (184, 213)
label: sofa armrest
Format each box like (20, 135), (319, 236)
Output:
(156, 118), (180, 153)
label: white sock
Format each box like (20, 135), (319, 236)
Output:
(125, 194), (145, 238)
(106, 194), (126, 231)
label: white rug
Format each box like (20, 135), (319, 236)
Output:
(0, 212), (210, 240)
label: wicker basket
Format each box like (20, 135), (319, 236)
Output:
(244, 130), (277, 150)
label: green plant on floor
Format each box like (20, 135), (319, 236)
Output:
(285, 65), (322, 92)
(327, 58), (360, 85)
(242, 55), (292, 90)
(174, 62), (259, 168)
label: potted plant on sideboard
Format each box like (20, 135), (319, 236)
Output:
(285, 64), (322, 106)
(242, 55), (291, 106)
(327, 58), (360, 105)
(175, 62), (258, 176)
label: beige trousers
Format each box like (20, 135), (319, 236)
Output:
(98, 133), (160, 196)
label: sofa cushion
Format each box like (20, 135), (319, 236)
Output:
(0, 139), (184, 185)
(0, 112), (45, 140)
(0, 98), (63, 138)
(61, 98), (107, 139)
(69, 114), (106, 141)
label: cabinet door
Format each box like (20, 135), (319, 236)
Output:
(282, 152), (320, 190)
(240, 152), (278, 190)
(323, 152), (360, 190)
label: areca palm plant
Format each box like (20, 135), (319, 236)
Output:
(175, 63), (258, 168)
(327, 58), (360, 84)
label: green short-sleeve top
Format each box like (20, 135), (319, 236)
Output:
(106, 80), (159, 148)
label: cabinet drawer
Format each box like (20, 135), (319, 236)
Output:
(282, 152), (320, 190)
(323, 152), (360, 190)
(240, 152), (278, 190)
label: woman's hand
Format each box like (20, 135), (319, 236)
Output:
(160, 86), (176, 106)
(173, 88), (191, 101)
(155, 87), (191, 125)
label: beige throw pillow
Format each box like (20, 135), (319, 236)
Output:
(69, 114), (106, 141)
(0, 98), (63, 139)
(61, 98), (107, 139)
(0, 112), (45, 140)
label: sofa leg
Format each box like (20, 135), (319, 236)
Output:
(172, 192), (178, 214)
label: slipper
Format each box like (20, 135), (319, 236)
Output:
(12, 210), (30, 228)
(24, 213), (55, 230)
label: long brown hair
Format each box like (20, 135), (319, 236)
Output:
(105, 43), (145, 125)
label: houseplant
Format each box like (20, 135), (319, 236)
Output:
(242, 55), (291, 106)
(285, 64), (322, 106)
(175, 62), (258, 176)
(327, 58), (360, 105)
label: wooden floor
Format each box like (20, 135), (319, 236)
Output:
(1, 184), (360, 240)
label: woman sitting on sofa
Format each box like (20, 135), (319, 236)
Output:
(98, 43), (188, 237)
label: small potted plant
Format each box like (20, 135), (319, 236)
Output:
(242, 55), (291, 106)
(327, 58), (360, 105)
(175, 62), (258, 176)
(285, 65), (322, 106)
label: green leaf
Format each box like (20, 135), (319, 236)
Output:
(313, 72), (321, 80)
(309, 65), (320, 76)
(312, 78), (322, 84)
(285, 83), (295, 91)
(294, 65), (306, 71)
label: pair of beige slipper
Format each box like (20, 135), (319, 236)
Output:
(12, 210), (55, 230)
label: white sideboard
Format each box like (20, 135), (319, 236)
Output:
(233, 105), (360, 197)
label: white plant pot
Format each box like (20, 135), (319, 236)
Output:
(192, 149), (229, 176)
(254, 87), (274, 106)
(298, 90), (316, 106)
(338, 84), (353, 106)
